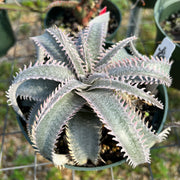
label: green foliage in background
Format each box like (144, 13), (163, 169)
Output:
(46, 167), (63, 180)
(0, 61), (18, 128)
(13, 154), (34, 166)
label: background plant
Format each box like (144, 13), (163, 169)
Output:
(46, 0), (104, 26)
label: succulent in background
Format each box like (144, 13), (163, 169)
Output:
(7, 12), (172, 168)
(46, 0), (104, 27)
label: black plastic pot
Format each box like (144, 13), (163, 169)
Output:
(17, 84), (168, 171)
(44, 0), (121, 41)
(131, 0), (157, 8)
(101, 0), (121, 41)
(0, 9), (16, 57)
(154, 0), (180, 89)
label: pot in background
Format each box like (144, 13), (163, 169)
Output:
(0, 9), (16, 57)
(131, 0), (157, 8)
(154, 0), (180, 89)
(44, 0), (121, 42)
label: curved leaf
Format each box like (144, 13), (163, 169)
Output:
(88, 78), (163, 109)
(67, 111), (101, 165)
(14, 61), (75, 84)
(7, 61), (75, 119)
(75, 28), (92, 73)
(27, 102), (41, 150)
(17, 79), (59, 101)
(129, 40), (144, 59)
(36, 45), (46, 63)
(76, 89), (164, 167)
(31, 30), (68, 63)
(31, 80), (87, 162)
(96, 36), (136, 67)
(46, 27), (85, 78)
(104, 56), (172, 86)
(33, 92), (84, 162)
(84, 12), (110, 70)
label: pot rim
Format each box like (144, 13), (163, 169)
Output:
(64, 84), (168, 170)
(17, 84), (168, 171)
(154, 0), (180, 48)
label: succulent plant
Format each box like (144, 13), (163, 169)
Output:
(7, 12), (172, 168)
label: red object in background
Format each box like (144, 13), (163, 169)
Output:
(99, 6), (107, 15)
(141, 0), (145, 6)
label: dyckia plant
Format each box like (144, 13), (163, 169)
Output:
(7, 12), (172, 168)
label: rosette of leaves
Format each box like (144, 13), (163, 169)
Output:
(7, 12), (172, 168)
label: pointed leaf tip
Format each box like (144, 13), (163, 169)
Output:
(52, 153), (69, 168)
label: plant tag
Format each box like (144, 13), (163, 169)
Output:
(147, 37), (175, 93)
(153, 37), (176, 59)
